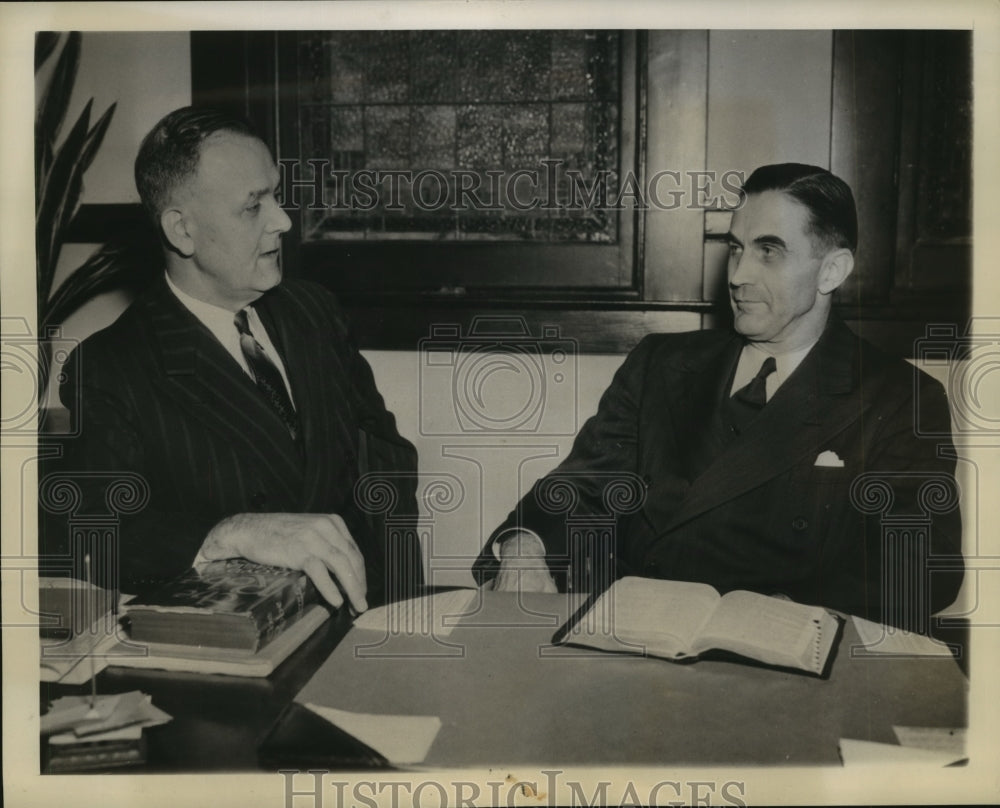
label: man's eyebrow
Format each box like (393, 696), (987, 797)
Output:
(751, 234), (788, 250)
(245, 182), (281, 203)
(724, 232), (789, 251)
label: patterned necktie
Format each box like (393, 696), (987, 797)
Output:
(234, 309), (299, 440)
(734, 355), (777, 409)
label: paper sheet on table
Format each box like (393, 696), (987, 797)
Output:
(303, 703), (441, 764)
(353, 589), (476, 637)
(893, 726), (966, 755)
(851, 616), (954, 655)
(41, 691), (172, 736)
(41, 694), (119, 735)
(838, 738), (966, 766)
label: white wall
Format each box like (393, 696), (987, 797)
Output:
(707, 30), (833, 175)
(63, 32), (192, 205)
(365, 349), (630, 585)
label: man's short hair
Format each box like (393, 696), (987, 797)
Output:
(741, 163), (858, 255)
(134, 106), (259, 222)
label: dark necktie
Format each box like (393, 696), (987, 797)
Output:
(727, 355), (777, 436)
(234, 309), (299, 440)
(734, 355), (777, 408)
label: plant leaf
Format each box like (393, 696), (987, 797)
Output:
(77, 102), (116, 178)
(34, 32), (68, 202)
(37, 32), (81, 161)
(47, 102), (117, 288)
(34, 32), (61, 73)
(36, 98), (93, 305)
(41, 236), (160, 333)
(36, 136), (53, 200)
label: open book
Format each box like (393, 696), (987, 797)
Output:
(554, 577), (841, 676)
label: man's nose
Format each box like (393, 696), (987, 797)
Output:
(269, 200), (292, 234)
(728, 252), (752, 287)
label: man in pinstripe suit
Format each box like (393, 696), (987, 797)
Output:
(55, 108), (422, 611)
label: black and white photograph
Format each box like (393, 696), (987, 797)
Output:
(3, 1), (999, 805)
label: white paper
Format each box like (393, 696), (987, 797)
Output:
(838, 738), (966, 766)
(41, 691), (172, 737)
(893, 725), (966, 755)
(851, 616), (955, 656)
(303, 703), (441, 764)
(352, 589), (476, 638)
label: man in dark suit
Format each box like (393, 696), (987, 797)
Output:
(51, 107), (422, 611)
(475, 163), (963, 629)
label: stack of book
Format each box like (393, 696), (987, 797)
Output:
(41, 691), (170, 772)
(117, 559), (331, 676)
(126, 558), (319, 651)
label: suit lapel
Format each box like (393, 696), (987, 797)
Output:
(255, 287), (358, 508)
(664, 335), (742, 480)
(142, 277), (305, 502)
(653, 318), (866, 535)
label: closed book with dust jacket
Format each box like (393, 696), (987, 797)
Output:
(125, 559), (318, 651)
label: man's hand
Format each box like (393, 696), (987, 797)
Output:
(486, 530), (557, 594)
(201, 513), (368, 612)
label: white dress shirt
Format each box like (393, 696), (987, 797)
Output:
(164, 272), (296, 406)
(729, 339), (817, 402)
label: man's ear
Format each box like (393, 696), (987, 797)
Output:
(817, 248), (854, 295)
(160, 208), (194, 257)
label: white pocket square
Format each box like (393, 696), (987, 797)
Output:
(814, 450), (845, 468)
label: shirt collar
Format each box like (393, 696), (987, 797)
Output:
(164, 271), (245, 346)
(731, 336), (820, 401)
(741, 338), (817, 389)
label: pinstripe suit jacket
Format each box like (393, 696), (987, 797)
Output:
(55, 275), (421, 602)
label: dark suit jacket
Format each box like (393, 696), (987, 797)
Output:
(475, 317), (964, 625)
(49, 275), (422, 603)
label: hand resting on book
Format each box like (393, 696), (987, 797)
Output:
(200, 512), (368, 612)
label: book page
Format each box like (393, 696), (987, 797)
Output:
(564, 577), (721, 658)
(695, 590), (834, 673)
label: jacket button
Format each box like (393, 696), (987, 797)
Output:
(251, 492), (267, 510)
(644, 560), (659, 576)
(792, 517), (808, 531)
